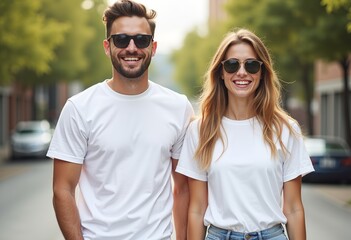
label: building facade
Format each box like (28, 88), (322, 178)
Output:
(314, 59), (351, 141)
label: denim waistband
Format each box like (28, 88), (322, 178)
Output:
(208, 224), (285, 240)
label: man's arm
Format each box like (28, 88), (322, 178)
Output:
(53, 159), (83, 240)
(283, 176), (306, 240)
(171, 158), (189, 240)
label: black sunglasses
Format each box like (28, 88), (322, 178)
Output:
(221, 58), (263, 74)
(107, 34), (153, 49)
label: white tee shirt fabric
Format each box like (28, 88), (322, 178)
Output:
(47, 80), (194, 240)
(176, 117), (314, 233)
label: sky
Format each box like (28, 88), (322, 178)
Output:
(107, 0), (209, 54)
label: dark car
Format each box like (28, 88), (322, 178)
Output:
(303, 136), (351, 183)
(10, 120), (53, 159)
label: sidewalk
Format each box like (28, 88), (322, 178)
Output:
(313, 184), (351, 208)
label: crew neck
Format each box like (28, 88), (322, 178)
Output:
(222, 116), (256, 125)
(103, 80), (152, 100)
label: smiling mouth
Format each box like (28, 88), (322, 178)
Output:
(123, 57), (141, 62)
(233, 80), (251, 86)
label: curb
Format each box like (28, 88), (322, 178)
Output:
(0, 145), (9, 165)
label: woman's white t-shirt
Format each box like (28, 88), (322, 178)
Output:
(176, 117), (314, 232)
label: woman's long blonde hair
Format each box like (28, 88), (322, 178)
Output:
(195, 28), (296, 170)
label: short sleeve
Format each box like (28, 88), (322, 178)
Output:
(176, 119), (207, 181)
(283, 122), (315, 182)
(46, 100), (88, 164)
(171, 98), (194, 160)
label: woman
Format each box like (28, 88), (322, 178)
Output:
(176, 28), (314, 240)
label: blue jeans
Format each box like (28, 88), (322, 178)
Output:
(206, 224), (288, 240)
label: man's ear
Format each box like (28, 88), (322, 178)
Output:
(103, 39), (111, 57)
(151, 41), (157, 57)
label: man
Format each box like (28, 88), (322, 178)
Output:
(48, 1), (193, 239)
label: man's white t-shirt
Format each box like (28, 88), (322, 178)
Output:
(47, 80), (194, 240)
(176, 117), (314, 232)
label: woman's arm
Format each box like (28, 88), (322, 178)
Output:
(187, 178), (208, 240)
(283, 176), (306, 240)
(53, 159), (83, 240)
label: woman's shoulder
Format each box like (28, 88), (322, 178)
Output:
(188, 117), (201, 131)
(280, 116), (304, 141)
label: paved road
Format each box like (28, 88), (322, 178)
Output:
(0, 159), (62, 240)
(303, 183), (351, 239)
(0, 159), (350, 239)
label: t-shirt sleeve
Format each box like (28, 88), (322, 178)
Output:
(46, 100), (88, 164)
(171, 98), (194, 160)
(283, 122), (315, 182)
(176, 120), (207, 182)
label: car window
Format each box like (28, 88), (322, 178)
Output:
(16, 123), (47, 134)
(305, 138), (349, 155)
(305, 139), (326, 155)
(325, 142), (348, 154)
(17, 128), (43, 134)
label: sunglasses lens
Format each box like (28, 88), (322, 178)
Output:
(245, 60), (261, 74)
(223, 59), (239, 73)
(134, 35), (152, 48)
(110, 34), (152, 48)
(112, 34), (129, 48)
(222, 59), (262, 74)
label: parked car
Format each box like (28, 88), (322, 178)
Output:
(303, 136), (351, 183)
(10, 120), (53, 159)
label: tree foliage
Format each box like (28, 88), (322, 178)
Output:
(322, 0), (351, 31)
(80, 0), (111, 86)
(19, 0), (94, 85)
(0, 0), (67, 85)
(0, 0), (111, 87)
(172, 25), (227, 98)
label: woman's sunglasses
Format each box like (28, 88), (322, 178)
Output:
(107, 34), (153, 49)
(221, 58), (263, 74)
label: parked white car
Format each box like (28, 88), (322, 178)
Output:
(10, 120), (53, 159)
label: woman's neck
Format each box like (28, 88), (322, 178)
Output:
(225, 99), (255, 120)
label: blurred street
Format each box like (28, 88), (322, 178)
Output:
(0, 159), (62, 240)
(0, 158), (350, 239)
(1, 0), (351, 239)
(303, 184), (351, 239)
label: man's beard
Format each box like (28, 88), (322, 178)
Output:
(111, 54), (152, 79)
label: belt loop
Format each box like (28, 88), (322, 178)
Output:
(226, 230), (231, 240)
(257, 230), (263, 240)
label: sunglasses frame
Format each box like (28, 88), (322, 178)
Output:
(221, 58), (263, 74)
(107, 34), (153, 49)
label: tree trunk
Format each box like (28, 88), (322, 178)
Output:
(302, 63), (314, 135)
(31, 86), (38, 120)
(340, 56), (351, 147)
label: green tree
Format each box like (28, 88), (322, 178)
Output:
(309, 5), (351, 145)
(11, 0), (110, 121)
(172, 25), (227, 98)
(15, 0), (111, 87)
(172, 30), (205, 97)
(322, 0), (351, 31)
(80, 0), (111, 86)
(0, 0), (67, 85)
(33, 0), (94, 84)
